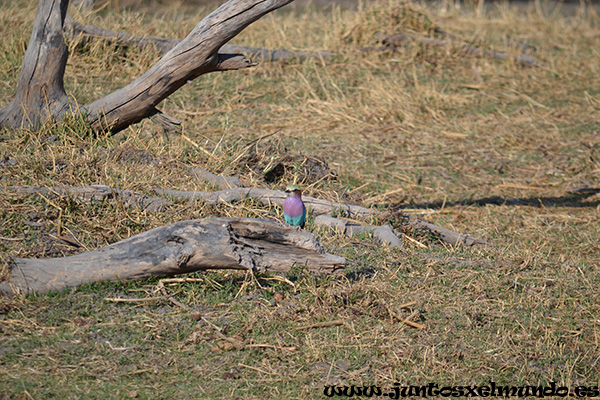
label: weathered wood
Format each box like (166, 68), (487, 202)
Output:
(189, 167), (242, 189)
(375, 32), (545, 67)
(156, 187), (489, 247)
(65, 18), (334, 61)
(155, 187), (379, 218)
(0, 0), (294, 133)
(0, 0), (70, 129)
(314, 214), (403, 248)
(4, 183), (489, 247)
(7, 184), (172, 212)
(83, 0), (293, 133)
(0, 218), (346, 296)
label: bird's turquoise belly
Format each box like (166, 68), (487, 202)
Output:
(285, 213), (306, 227)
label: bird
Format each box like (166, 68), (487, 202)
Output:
(283, 184), (306, 228)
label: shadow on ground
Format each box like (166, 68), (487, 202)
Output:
(396, 188), (600, 209)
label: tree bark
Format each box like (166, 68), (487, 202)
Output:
(3, 184), (489, 247)
(0, 0), (294, 133)
(314, 214), (404, 248)
(84, 0), (294, 133)
(0, 0), (70, 129)
(0, 218), (345, 296)
(155, 187), (490, 247)
(7, 184), (172, 212)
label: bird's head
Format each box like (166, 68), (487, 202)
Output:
(285, 184), (302, 194)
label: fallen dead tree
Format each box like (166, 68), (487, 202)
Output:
(0, 0), (295, 133)
(0, 218), (345, 296)
(65, 13), (545, 68)
(66, 18), (334, 62)
(184, 168), (489, 247)
(374, 32), (545, 67)
(4, 180), (488, 248)
(1, 179), (488, 296)
(7, 184), (172, 212)
(155, 185), (488, 247)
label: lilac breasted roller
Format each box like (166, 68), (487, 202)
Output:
(283, 184), (306, 228)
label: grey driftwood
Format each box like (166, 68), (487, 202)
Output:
(0, 218), (345, 296)
(65, 18), (334, 61)
(5, 183), (489, 247)
(0, 0), (293, 133)
(155, 186), (489, 247)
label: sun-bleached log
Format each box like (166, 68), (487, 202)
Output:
(1, 218), (345, 296)
(65, 17), (334, 61)
(314, 214), (403, 248)
(156, 187), (489, 247)
(7, 184), (171, 212)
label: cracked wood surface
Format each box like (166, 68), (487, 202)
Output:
(1, 218), (345, 296)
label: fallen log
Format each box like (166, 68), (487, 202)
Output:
(155, 187), (377, 218)
(7, 184), (171, 212)
(155, 187), (489, 247)
(375, 32), (545, 67)
(4, 183), (488, 247)
(65, 18), (334, 61)
(189, 167), (242, 190)
(185, 170), (484, 247)
(314, 214), (403, 248)
(0, 218), (345, 296)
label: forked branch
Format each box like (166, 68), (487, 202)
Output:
(0, 0), (294, 133)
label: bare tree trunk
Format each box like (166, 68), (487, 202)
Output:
(0, 0), (70, 129)
(0, 0), (293, 133)
(1, 218), (345, 296)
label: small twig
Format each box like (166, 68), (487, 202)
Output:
(159, 278), (205, 284)
(401, 233), (428, 249)
(104, 292), (180, 303)
(397, 301), (417, 309)
(157, 280), (187, 309)
(201, 316), (224, 333)
(238, 363), (278, 375)
(244, 343), (297, 351)
(23, 390), (35, 400)
(104, 340), (132, 351)
(0, 236), (23, 241)
(260, 276), (296, 291)
(398, 310), (425, 330)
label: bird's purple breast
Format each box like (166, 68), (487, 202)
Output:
(283, 196), (305, 218)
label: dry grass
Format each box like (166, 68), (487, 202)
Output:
(1, 0), (600, 398)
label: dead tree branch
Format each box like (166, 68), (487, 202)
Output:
(7, 184), (171, 212)
(375, 32), (545, 67)
(155, 187), (489, 247)
(189, 167), (242, 190)
(314, 214), (404, 248)
(4, 182), (488, 247)
(66, 18), (334, 61)
(0, 0), (295, 133)
(83, 0), (293, 133)
(1, 218), (345, 296)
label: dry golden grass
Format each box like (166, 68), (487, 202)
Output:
(1, 0), (600, 398)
